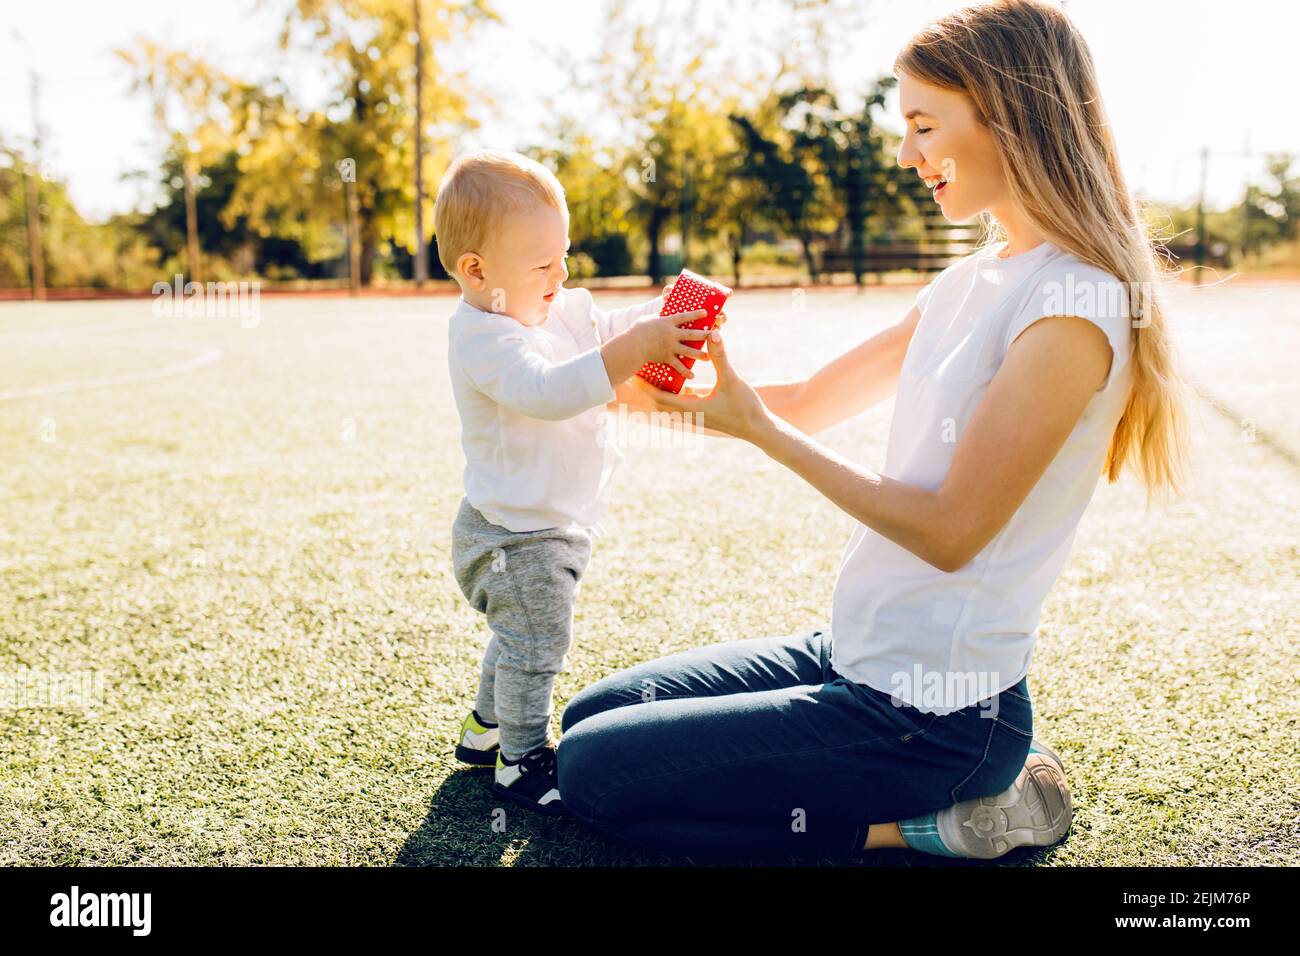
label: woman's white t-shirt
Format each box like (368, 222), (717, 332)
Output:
(829, 239), (1136, 714)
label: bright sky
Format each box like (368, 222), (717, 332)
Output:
(0, 0), (1294, 222)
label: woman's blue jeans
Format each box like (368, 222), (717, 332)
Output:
(556, 628), (1034, 860)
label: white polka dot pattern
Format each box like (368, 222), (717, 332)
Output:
(635, 268), (733, 394)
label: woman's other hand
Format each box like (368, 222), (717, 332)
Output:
(629, 327), (772, 443)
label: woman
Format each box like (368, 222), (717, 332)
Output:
(557, 0), (1190, 861)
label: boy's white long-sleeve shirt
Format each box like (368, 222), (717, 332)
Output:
(448, 285), (663, 534)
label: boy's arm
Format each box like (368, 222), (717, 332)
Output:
(591, 292), (666, 342)
(594, 306), (710, 389)
(455, 317), (615, 421)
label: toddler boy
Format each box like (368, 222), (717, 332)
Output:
(435, 148), (709, 814)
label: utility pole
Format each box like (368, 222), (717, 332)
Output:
(23, 160), (44, 300)
(412, 0), (428, 287)
(1194, 145), (1208, 286)
(1239, 132), (1251, 266)
(1189, 145), (1267, 282)
(13, 30), (45, 300)
(337, 158), (360, 296)
(346, 177), (360, 296)
(27, 68), (46, 300)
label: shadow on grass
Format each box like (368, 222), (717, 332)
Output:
(394, 765), (669, 867)
(394, 770), (1065, 867)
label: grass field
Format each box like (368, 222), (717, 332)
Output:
(0, 282), (1296, 866)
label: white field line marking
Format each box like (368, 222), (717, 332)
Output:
(0, 320), (160, 341)
(0, 330), (225, 402)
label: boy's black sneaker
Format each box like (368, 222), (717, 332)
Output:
(493, 743), (566, 816)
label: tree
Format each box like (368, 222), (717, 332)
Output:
(709, 0), (868, 285)
(117, 41), (259, 283)
(546, 0), (871, 283)
(592, 1), (749, 283)
(530, 126), (635, 278)
(239, 0), (496, 285)
(730, 112), (824, 282)
(138, 147), (323, 279)
(1251, 154), (1300, 244)
(781, 81), (901, 285)
(0, 139), (156, 291)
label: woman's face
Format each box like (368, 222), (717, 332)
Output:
(896, 71), (1009, 222)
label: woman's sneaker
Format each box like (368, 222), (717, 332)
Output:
(455, 709), (500, 768)
(1028, 736), (1065, 772)
(937, 743), (1074, 859)
(493, 743), (566, 816)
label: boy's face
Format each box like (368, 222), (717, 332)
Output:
(462, 202), (570, 326)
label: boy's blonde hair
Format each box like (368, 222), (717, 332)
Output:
(433, 149), (567, 277)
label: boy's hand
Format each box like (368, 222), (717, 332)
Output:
(599, 307), (708, 388)
(654, 282), (728, 332)
(641, 282), (671, 321)
(629, 308), (711, 378)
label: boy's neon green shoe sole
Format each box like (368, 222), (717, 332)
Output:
(455, 709), (500, 768)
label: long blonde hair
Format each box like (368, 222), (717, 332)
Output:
(895, 0), (1190, 497)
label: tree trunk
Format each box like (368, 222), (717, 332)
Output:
(847, 170), (866, 288)
(647, 205), (667, 285)
(729, 218), (747, 287)
(801, 234), (818, 284)
(357, 186), (377, 286)
(23, 165), (44, 300)
(183, 157), (201, 283)
(360, 238), (376, 287)
(412, 0), (428, 286)
(344, 178), (360, 295)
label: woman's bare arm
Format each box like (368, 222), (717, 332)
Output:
(613, 300), (921, 441)
(755, 304), (922, 434)
(754, 316), (1114, 570)
(645, 315), (1114, 572)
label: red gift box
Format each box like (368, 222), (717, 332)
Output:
(635, 269), (733, 394)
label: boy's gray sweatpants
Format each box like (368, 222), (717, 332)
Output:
(451, 497), (592, 760)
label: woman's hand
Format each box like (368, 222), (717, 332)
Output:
(628, 325), (774, 443)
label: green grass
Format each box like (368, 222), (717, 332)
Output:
(0, 285), (1295, 866)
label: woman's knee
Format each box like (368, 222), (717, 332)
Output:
(555, 721), (615, 820)
(560, 671), (641, 732)
(559, 683), (605, 733)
